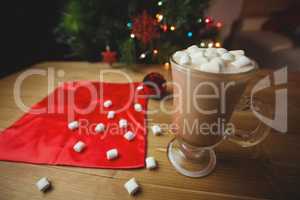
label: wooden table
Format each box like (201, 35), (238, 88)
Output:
(0, 62), (299, 200)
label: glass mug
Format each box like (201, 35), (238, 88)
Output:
(168, 55), (272, 177)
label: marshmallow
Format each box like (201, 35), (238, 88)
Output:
(107, 111), (115, 119)
(200, 61), (221, 73)
(134, 103), (142, 112)
(119, 119), (128, 128)
(146, 157), (157, 169)
(151, 125), (162, 136)
(106, 148), (118, 160)
(73, 141), (86, 153)
(124, 178), (139, 195)
(211, 57), (225, 68)
(216, 48), (228, 55)
(136, 85), (143, 91)
(229, 50), (245, 56)
(204, 50), (218, 60)
(124, 131), (135, 141)
(186, 45), (200, 54)
(103, 100), (112, 108)
(68, 121), (79, 130)
(95, 123), (105, 133)
(173, 51), (191, 65)
(231, 56), (251, 68)
(221, 53), (235, 61)
(36, 177), (51, 192)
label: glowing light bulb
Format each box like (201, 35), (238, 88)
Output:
(216, 22), (222, 28)
(197, 18), (202, 23)
(164, 62), (170, 70)
(170, 26), (175, 31)
(140, 53), (146, 59)
(208, 42), (214, 48)
(205, 17), (211, 24)
(130, 33), (135, 38)
(200, 42), (205, 47)
(127, 22), (132, 28)
(215, 42), (221, 48)
(158, 1), (163, 6)
(162, 24), (168, 32)
(153, 49), (158, 54)
(187, 31), (193, 38)
(156, 14), (163, 22)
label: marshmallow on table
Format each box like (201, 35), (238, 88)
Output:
(134, 103), (142, 112)
(73, 141), (86, 153)
(146, 157), (157, 170)
(107, 111), (115, 119)
(106, 148), (118, 160)
(151, 125), (162, 136)
(119, 119), (128, 128)
(124, 131), (135, 141)
(103, 100), (112, 108)
(231, 56), (251, 68)
(173, 51), (191, 65)
(36, 177), (51, 192)
(221, 52), (235, 61)
(95, 123), (105, 133)
(136, 85), (144, 91)
(68, 121), (79, 130)
(124, 178), (140, 195)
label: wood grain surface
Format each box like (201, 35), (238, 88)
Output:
(0, 62), (299, 200)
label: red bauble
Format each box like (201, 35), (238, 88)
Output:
(101, 46), (117, 65)
(132, 11), (160, 45)
(143, 72), (167, 99)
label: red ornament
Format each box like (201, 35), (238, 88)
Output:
(101, 46), (117, 65)
(143, 72), (167, 99)
(132, 11), (160, 45)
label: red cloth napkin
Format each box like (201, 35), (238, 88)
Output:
(0, 81), (149, 169)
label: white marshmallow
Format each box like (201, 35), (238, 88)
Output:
(216, 48), (228, 55)
(146, 157), (157, 169)
(36, 177), (51, 192)
(95, 123), (105, 133)
(73, 141), (86, 153)
(186, 45), (200, 54)
(124, 178), (139, 195)
(231, 56), (251, 68)
(68, 121), (79, 130)
(124, 131), (135, 141)
(136, 85), (143, 91)
(204, 50), (218, 60)
(119, 119), (128, 128)
(134, 103), (142, 112)
(229, 50), (245, 56)
(151, 125), (162, 136)
(107, 111), (115, 119)
(200, 61), (221, 73)
(211, 57), (225, 68)
(221, 53), (235, 61)
(173, 51), (190, 65)
(106, 148), (118, 160)
(103, 100), (112, 108)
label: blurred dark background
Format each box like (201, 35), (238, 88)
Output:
(0, 0), (63, 77)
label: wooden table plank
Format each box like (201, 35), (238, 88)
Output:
(0, 62), (299, 200)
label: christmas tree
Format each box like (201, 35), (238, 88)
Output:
(55, 0), (222, 65)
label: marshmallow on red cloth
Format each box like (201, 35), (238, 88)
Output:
(0, 82), (150, 169)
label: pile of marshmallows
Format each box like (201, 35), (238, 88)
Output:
(173, 45), (255, 73)
(36, 85), (162, 195)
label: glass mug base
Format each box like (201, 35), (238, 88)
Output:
(167, 139), (216, 178)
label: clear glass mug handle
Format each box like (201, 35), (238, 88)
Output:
(226, 96), (273, 147)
